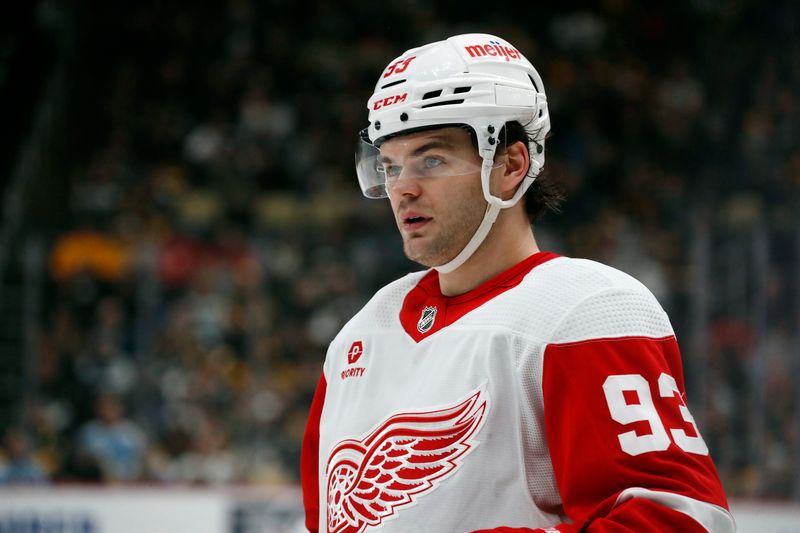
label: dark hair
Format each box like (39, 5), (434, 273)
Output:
(501, 121), (564, 223)
(469, 121), (564, 223)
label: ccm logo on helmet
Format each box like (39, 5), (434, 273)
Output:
(373, 93), (407, 110)
(464, 40), (521, 61)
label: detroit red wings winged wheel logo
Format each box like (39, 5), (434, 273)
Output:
(325, 389), (488, 532)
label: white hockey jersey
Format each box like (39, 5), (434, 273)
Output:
(301, 253), (734, 532)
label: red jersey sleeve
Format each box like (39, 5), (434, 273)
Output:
(474, 336), (733, 533)
(301, 372), (327, 533)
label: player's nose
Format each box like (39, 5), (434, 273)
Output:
(388, 172), (423, 198)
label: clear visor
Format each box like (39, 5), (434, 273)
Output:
(355, 128), (499, 199)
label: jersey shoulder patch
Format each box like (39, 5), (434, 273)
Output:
(457, 257), (670, 343)
(534, 258), (673, 344)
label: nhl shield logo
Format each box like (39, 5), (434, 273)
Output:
(417, 306), (438, 334)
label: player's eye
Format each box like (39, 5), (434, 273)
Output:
(384, 165), (401, 178)
(424, 157), (443, 169)
(378, 163), (401, 178)
(408, 156), (445, 177)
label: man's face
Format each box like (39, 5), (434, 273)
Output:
(379, 127), (486, 267)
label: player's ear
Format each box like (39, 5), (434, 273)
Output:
(494, 141), (530, 198)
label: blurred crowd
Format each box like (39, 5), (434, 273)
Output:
(2, 1), (799, 499)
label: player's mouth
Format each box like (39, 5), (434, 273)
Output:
(401, 212), (432, 231)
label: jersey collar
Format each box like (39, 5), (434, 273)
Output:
(400, 251), (560, 342)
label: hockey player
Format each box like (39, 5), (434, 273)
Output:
(301, 33), (734, 532)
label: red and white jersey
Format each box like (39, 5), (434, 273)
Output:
(301, 252), (734, 532)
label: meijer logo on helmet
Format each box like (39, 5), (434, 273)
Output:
(464, 40), (521, 61)
(373, 93), (407, 111)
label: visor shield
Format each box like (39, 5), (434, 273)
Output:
(356, 135), (388, 199)
(355, 129), (497, 199)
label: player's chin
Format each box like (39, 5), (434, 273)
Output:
(403, 241), (449, 268)
(402, 241), (432, 266)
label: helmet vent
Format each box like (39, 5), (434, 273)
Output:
(453, 86), (471, 94)
(421, 99), (465, 109)
(422, 89), (443, 100)
(381, 79), (406, 89)
(527, 75), (540, 93)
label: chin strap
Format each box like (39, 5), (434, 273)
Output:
(433, 201), (502, 274)
(432, 143), (541, 274)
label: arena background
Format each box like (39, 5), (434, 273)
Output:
(1, 1), (799, 531)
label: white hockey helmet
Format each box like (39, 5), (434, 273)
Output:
(356, 33), (550, 272)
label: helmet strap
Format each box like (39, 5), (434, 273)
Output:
(431, 128), (540, 274)
(433, 201), (502, 274)
(433, 157), (506, 274)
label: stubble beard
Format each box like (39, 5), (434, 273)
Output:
(402, 201), (486, 268)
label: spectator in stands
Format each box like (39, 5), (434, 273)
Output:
(76, 393), (147, 482)
(0, 428), (49, 484)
